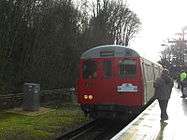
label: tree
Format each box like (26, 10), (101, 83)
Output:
(86, 0), (141, 46)
(160, 38), (187, 78)
(0, 0), (141, 93)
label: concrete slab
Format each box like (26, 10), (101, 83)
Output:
(112, 83), (187, 140)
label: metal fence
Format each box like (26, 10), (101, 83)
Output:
(0, 88), (76, 109)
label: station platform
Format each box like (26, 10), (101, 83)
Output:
(112, 83), (187, 140)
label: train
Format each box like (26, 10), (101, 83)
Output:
(76, 45), (163, 119)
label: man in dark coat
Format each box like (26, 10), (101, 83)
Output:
(154, 69), (174, 121)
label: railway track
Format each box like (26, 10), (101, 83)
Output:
(56, 119), (100, 140)
(56, 117), (134, 140)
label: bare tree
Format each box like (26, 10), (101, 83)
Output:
(87, 0), (141, 46)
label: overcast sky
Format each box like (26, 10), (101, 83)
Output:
(127, 0), (187, 62)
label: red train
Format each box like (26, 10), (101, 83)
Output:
(76, 45), (162, 118)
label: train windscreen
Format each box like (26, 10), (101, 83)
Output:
(103, 61), (112, 78)
(119, 59), (136, 78)
(82, 59), (97, 79)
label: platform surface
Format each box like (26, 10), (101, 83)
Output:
(112, 83), (187, 140)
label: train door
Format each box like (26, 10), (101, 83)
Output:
(96, 58), (115, 103)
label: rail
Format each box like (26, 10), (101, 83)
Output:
(56, 119), (99, 140)
(56, 119), (130, 140)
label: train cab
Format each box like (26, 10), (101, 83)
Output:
(76, 45), (162, 118)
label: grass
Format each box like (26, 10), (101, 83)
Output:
(0, 104), (89, 140)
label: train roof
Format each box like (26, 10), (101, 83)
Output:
(81, 45), (140, 59)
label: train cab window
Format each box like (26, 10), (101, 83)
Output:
(119, 60), (136, 78)
(83, 59), (97, 79)
(103, 61), (112, 78)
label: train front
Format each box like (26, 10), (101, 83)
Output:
(76, 45), (144, 119)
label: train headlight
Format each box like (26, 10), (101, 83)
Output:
(84, 95), (88, 99)
(88, 95), (93, 100)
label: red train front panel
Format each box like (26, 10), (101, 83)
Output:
(77, 57), (144, 108)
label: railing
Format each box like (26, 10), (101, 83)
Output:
(0, 88), (76, 109)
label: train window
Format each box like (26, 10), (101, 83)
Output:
(103, 61), (112, 78)
(119, 60), (136, 78)
(83, 59), (97, 79)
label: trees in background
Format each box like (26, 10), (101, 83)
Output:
(159, 39), (187, 78)
(78, 0), (141, 48)
(0, 0), (141, 93)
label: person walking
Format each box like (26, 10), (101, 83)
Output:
(154, 69), (174, 122)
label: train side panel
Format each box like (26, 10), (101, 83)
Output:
(141, 58), (162, 105)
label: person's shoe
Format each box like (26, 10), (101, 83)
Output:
(181, 95), (185, 98)
(160, 116), (168, 122)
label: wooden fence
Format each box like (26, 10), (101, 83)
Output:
(0, 89), (76, 109)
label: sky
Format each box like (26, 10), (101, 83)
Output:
(127, 0), (187, 62)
